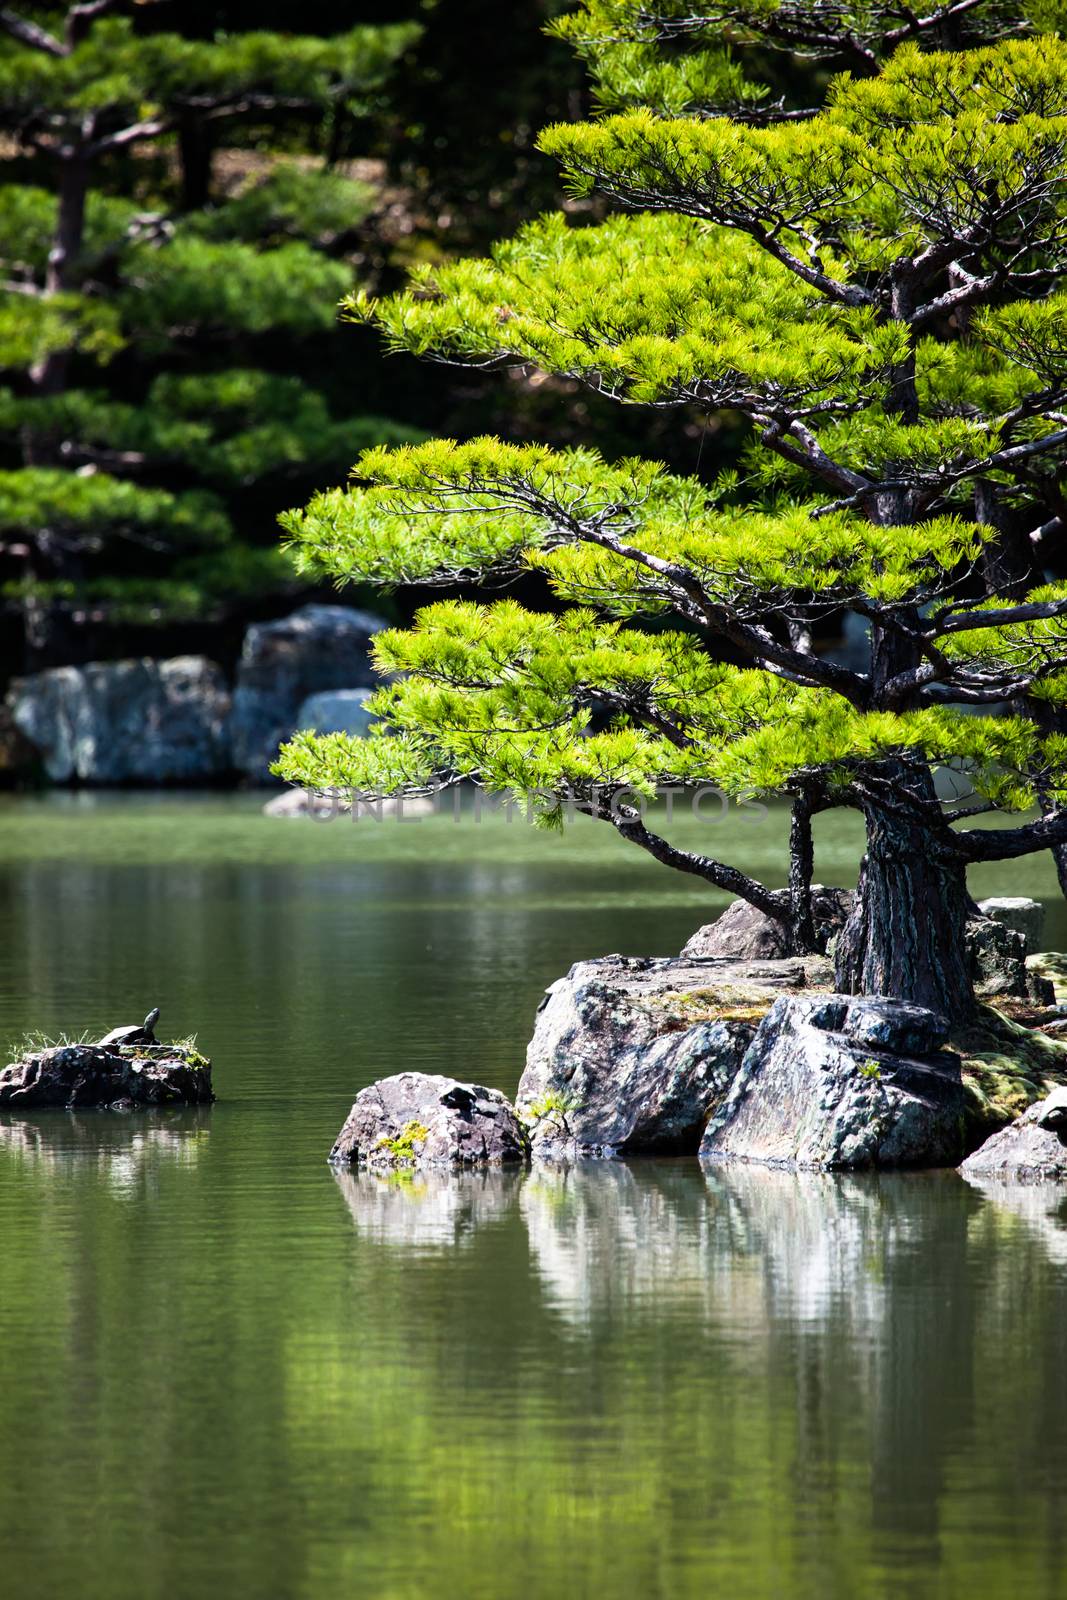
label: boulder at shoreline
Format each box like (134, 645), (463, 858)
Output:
(517, 953), (830, 1159)
(701, 994), (965, 1170)
(960, 1088), (1067, 1182)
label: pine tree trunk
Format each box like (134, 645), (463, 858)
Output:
(835, 801), (974, 1019)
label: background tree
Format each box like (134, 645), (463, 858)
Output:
(270, 7), (1067, 1019)
(0, 2), (420, 668)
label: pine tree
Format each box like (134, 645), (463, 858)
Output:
(276, 0), (1067, 1020)
(0, 3), (420, 665)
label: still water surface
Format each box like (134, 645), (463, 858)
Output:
(1, 795), (1066, 1600)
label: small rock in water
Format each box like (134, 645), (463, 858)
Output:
(0, 1041), (213, 1111)
(330, 1072), (530, 1170)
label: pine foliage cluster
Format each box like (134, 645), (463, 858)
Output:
(0, 4), (420, 641)
(278, 2), (1067, 905)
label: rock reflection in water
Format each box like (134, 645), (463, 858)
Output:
(0, 1108), (211, 1194)
(333, 1165), (524, 1250)
(962, 1166), (1067, 1264)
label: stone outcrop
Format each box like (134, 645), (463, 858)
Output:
(0, 1041), (213, 1110)
(516, 953), (830, 1158)
(329, 1072), (530, 1170)
(964, 914), (1055, 1003)
(231, 604), (386, 780)
(700, 993), (966, 1170)
(6, 656), (231, 784)
(680, 887), (853, 960)
(960, 1088), (1067, 1182)
(976, 896), (1045, 953)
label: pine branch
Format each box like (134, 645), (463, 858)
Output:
(594, 799), (789, 918)
(0, 8), (64, 54)
(956, 810), (1067, 862)
(933, 595), (1067, 635)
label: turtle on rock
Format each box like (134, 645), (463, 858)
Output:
(97, 1006), (161, 1050)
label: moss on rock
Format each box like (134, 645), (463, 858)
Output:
(952, 1005), (1067, 1147)
(1029, 951), (1067, 1002)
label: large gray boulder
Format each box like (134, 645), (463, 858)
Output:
(329, 1072), (530, 1170)
(681, 887), (853, 960)
(516, 953), (830, 1158)
(0, 1041), (213, 1110)
(701, 993), (966, 1170)
(976, 897), (1045, 954)
(231, 604), (386, 780)
(295, 687), (376, 739)
(6, 656), (231, 784)
(960, 1090), (1067, 1182)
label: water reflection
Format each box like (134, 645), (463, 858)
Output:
(0, 1108), (211, 1194)
(334, 1165), (523, 1249)
(333, 1158), (1067, 1584)
(962, 1166), (1067, 1264)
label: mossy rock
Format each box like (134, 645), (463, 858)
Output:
(1028, 951), (1067, 1002)
(952, 1004), (1067, 1147)
(645, 985), (780, 1029)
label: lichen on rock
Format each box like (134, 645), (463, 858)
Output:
(330, 1072), (529, 1170)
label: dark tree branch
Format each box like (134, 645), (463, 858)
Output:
(597, 802), (789, 919)
(0, 8), (64, 53)
(956, 810), (1067, 862)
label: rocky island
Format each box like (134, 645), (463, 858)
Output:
(0, 1009), (214, 1111)
(328, 896), (1067, 1180)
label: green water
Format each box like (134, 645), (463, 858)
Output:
(1, 794), (1066, 1600)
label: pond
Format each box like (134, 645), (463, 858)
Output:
(1, 793), (1066, 1600)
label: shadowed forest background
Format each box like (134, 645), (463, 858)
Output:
(0, 0), (750, 702)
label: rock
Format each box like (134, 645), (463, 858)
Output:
(1029, 951), (1067, 1003)
(681, 887), (853, 960)
(976, 896), (1045, 953)
(0, 702), (38, 782)
(700, 993), (965, 1170)
(6, 657), (231, 784)
(843, 996), (949, 1056)
(231, 604), (387, 780)
(1035, 1085), (1067, 1130)
(516, 953), (831, 1159)
(262, 787), (434, 820)
(966, 915), (1029, 998)
(0, 1042), (213, 1110)
(295, 687), (376, 739)
(329, 1072), (530, 1170)
(960, 1092), (1067, 1182)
